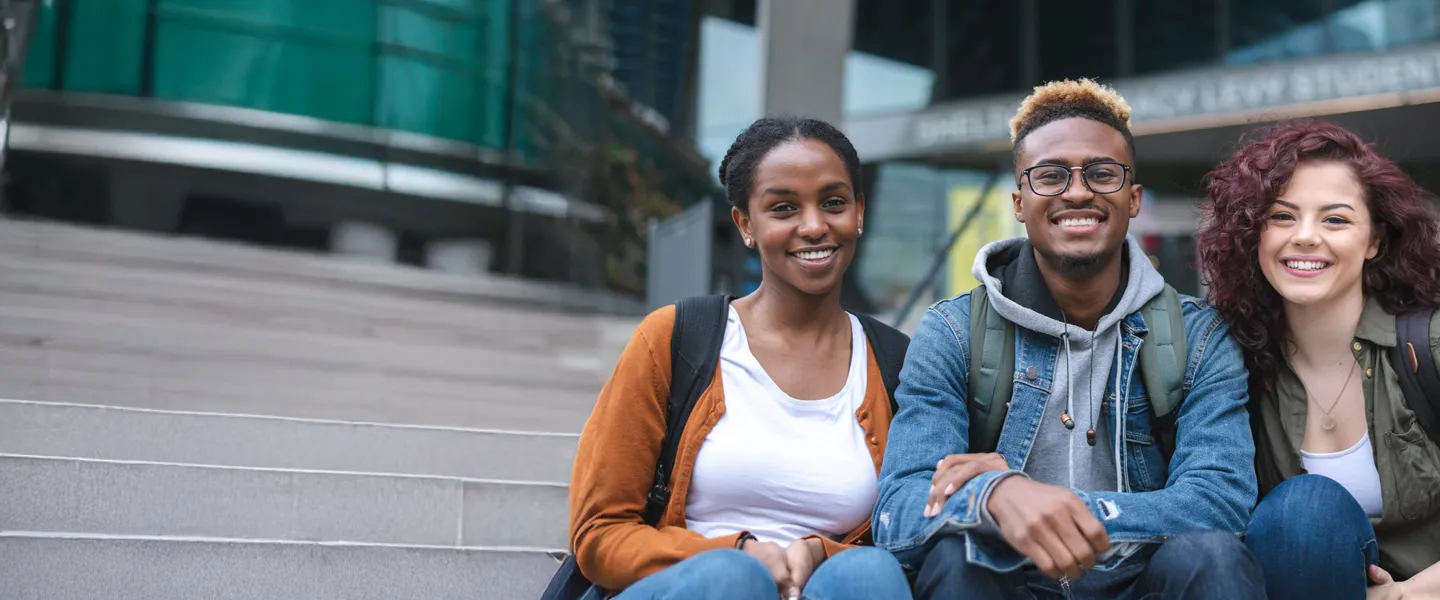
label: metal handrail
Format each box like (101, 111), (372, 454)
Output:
(0, 0), (38, 180)
(890, 168), (1004, 329)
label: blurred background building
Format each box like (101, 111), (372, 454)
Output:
(7, 0), (1436, 325)
(4, 0), (720, 310)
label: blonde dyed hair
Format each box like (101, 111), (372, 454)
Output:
(1009, 78), (1132, 143)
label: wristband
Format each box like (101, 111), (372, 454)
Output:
(735, 532), (757, 550)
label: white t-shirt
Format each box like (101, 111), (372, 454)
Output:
(1302, 433), (1384, 518)
(685, 307), (878, 545)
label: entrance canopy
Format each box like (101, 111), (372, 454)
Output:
(848, 42), (1440, 169)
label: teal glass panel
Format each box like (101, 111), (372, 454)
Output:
(158, 0), (374, 44)
(19, 0), (520, 152)
(378, 4), (480, 64)
(376, 54), (495, 145)
(151, 17), (375, 124)
(62, 0), (147, 94)
(21, 0), (59, 88)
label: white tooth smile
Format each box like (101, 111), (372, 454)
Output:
(1058, 218), (1100, 227)
(1284, 260), (1329, 271)
(795, 249), (835, 260)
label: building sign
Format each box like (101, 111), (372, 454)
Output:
(850, 42), (1440, 160)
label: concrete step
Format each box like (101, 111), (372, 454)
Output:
(0, 303), (606, 391)
(0, 216), (646, 316)
(0, 455), (569, 549)
(0, 400), (578, 482)
(0, 251), (633, 359)
(0, 368), (597, 433)
(0, 367), (597, 431)
(0, 534), (561, 600)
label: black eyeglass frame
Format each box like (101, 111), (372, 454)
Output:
(1017, 162), (1133, 197)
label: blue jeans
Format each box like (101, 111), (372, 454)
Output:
(1245, 474), (1379, 600)
(602, 547), (912, 600)
(914, 531), (1264, 599)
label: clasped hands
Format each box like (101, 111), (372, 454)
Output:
(738, 536), (825, 600)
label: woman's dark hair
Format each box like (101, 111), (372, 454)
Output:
(718, 117), (861, 213)
(1196, 119), (1440, 397)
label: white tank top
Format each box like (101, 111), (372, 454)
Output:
(684, 307), (877, 544)
(1301, 433), (1384, 518)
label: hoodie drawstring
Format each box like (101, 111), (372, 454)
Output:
(1063, 323), (1129, 496)
(1114, 324), (1125, 493)
(1062, 331), (1075, 487)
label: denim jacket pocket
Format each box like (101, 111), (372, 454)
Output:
(1384, 423), (1440, 521)
(1123, 394), (1166, 491)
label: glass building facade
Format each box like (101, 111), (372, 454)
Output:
(10, 0), (719, 297)
(24, 0), (518, 150)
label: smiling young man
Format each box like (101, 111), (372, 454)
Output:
(871, 80), (1266, 599)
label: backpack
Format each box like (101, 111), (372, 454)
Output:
(965, 284), (1188, 462)
(1389, 311), (1440, 449)
(541, 295), (910, 600)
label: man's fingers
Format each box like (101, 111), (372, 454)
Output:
(1025, 515), (1082, 581)
(1034, 521), (1083, 581)
(1369, 565), (1394, 585)
(1055, 518), (1098, 574)
(1016, 530), (1064, 580)
(1068, 499), (1110, 554)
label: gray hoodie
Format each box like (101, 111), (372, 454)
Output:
(972, 236), (1166, 493)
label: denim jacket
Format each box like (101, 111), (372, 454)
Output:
(872, 290), (1257, 572)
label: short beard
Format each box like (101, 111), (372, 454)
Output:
(1057, 252), (1107, 278)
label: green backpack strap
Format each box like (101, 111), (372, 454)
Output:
(966, 284), (1187, 459)
(1138, 284), (1188, 461)
(968, 286), (1016, 454)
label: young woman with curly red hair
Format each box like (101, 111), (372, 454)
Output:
(1196, 120), (1440, 600)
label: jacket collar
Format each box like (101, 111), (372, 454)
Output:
(1355, 296), (1397, 347)
(994, 240), (1130, 325)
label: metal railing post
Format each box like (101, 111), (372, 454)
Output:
(890, 168), (1004, 328)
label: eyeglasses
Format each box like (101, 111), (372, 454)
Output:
(1019, 162), (1132, 196)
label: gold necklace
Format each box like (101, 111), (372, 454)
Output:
(1307, 360), (1358, 431)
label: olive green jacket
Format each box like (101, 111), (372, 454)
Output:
(1253, 298), (1440, 580)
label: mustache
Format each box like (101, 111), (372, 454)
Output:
(1046, 203), (1110, 219)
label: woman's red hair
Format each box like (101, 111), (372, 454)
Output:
(1196, 120), (1440, 396)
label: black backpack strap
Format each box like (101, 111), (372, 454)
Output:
(1390, 310), (1440, 450)
(642, 295), (731, 526)
(857, 314), (910, 415)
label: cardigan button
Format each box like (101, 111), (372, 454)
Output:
(1353, 341), (1363, 352)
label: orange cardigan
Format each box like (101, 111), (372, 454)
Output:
(568, 305), (895, 592)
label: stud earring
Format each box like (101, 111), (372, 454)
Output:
(744, 238), (753, 248)
(858, 227), (864, 236)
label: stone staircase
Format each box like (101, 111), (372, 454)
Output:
(0, 218), (635, 599)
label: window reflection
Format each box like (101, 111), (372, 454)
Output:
(1229, 0), (1440, 66)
